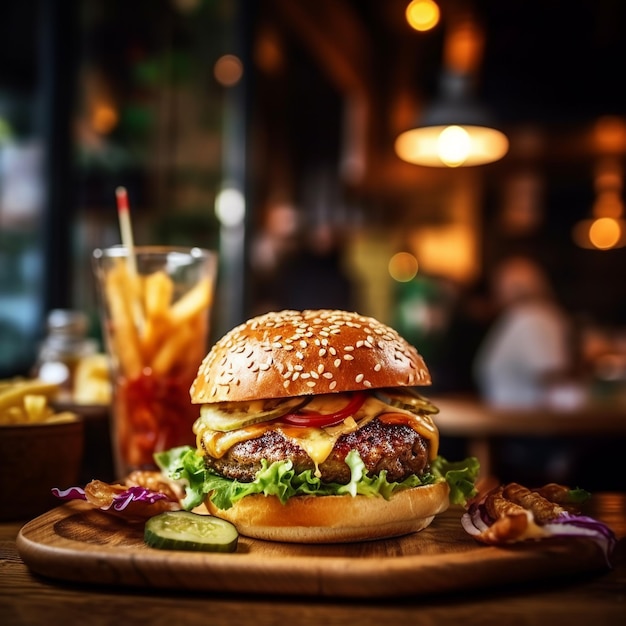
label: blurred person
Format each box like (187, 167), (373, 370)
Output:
(473, 255), (577, 484)
(264, 222), (357, 313)
(473, 255), (572, 408)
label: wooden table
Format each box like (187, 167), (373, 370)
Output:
(1, 493), (625, 626)
(431, 395), (626, 480)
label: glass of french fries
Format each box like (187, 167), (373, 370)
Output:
(92, 246), (217, 478)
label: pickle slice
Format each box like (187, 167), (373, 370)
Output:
(199, 396), (309, 431)
(144, 511), (239, 552)
(374, 388), (439, 415)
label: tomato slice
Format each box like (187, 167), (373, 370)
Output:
(280, 392), (367, 428)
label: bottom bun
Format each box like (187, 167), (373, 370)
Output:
(202, 482), (450, 543)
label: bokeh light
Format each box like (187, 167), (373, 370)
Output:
(589, 217), (622, 249)
(214, 54), (244, 87)
(405, 0), (440, 32)
(389, 252), (419, 282)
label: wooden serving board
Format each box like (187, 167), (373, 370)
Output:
(16, 500), (609, 598)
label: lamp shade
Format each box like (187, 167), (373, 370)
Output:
(395, 71), (509, 167)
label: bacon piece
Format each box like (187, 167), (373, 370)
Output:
(503, 482), (565, 523)
(466, 482), (568, 544)
(484, 486), (526, 520)
(462, 480), (615, 565)
(533, 482), (573, 505)
(125, 470), (183, 501)
(478, 510), (534, 544)
(83, 478), (181, 521)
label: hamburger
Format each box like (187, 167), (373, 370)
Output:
(156, 309), (478, 543)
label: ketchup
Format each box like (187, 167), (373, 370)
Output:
(113, 368), (198, 472)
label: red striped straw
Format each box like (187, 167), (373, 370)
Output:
(115, 186), (138, 277)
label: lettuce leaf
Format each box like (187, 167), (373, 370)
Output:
(155, 447), (479, 511)
(431, 456), (480, 505)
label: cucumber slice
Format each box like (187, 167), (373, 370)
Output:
(144, 511), (239, 553)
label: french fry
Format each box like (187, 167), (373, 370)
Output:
(143, 270), (174, 318)
(74, 354), (112, 405)
(185, 309), (209, 360)
(0, 380), (59, 416)
(150, 322), (195, 376)
(139, 271), (175, 362)
(140, 315), (171, 363)
(105, 261), (143, 379)
(0, 379), (75, 425)
(168, 277), (212, 325)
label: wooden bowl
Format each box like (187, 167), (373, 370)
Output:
(0, 416), (84, 521)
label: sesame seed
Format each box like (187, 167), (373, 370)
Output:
(344, 354), (354, 361)
(306, 381), (316, 388)
(355, 374), (364, 383)
(329, 381), (337, 390)
(374, 363), (382, 372)
(344, 345), (354, 351)
(363, 380), (372, 387)
(334, 358), (341, 368)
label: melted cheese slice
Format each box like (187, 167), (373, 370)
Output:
(195, 393), (440, 474)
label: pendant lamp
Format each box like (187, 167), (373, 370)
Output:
(395, 71), (509, 167)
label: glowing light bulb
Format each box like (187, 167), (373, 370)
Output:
(405, 0), (440, 32)
(437, 125), (471, 167)
(215, 187), (246, 227)
(589, 217), (621, 249)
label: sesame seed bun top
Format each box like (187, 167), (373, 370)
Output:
(190, 309), (431, 404)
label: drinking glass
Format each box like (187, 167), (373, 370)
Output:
(92, 245), (217, 478)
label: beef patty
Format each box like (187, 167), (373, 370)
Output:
(202, 418), (431, 484)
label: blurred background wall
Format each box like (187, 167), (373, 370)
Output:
(1, 0), (626, 400)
